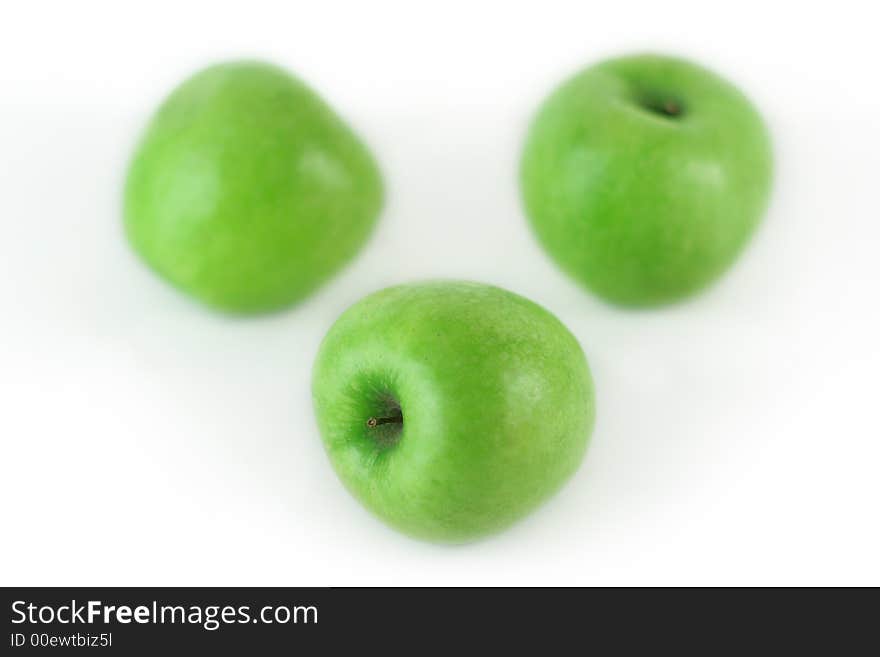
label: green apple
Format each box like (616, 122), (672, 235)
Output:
(124, 60), (383, 313)
(312, 281), (595, 542)
(521, 53), (773, 306)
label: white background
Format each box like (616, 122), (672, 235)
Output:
(1, 0), (878, 586)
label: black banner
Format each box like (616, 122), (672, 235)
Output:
(1, 587), (874, 652)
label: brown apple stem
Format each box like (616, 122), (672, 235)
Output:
(663, 100), (681, 116)
(367, 415), (403, 428)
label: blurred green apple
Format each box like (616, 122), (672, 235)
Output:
(124, 60), (383, 313)
(312, 281), (595, 542)
(521, 53), (773, 306)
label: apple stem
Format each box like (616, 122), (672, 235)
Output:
(367, 416), (402, 428)
(663, 100), (681, 116)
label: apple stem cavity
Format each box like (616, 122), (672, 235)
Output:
(662, 100), (681, 116)
(635, 90), (685, 120)
(646, 97), (684, 118)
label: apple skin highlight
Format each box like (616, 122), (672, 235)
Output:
(521, 53), (773, 306)
(124, 60), (383, 313)
(312, 281), (595, 543)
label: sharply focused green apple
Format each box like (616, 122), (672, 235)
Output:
(521, 53), (773, 306)
(124, 60), (383, 313)
(312, 281), (595, 542)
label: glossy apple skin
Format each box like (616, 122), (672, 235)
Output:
(124, 61), (383, 313)
(312, 281), (595, 542)
(521, 54), (773, 306)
